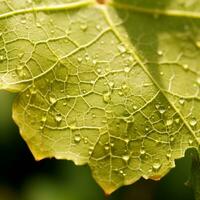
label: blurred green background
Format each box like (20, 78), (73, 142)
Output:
(0, 91), (195, 200)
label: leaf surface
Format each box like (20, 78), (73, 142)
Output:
(0, 0), (200, 194)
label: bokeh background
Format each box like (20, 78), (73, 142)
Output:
(0, 91), (195, 200)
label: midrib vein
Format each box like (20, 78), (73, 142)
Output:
(0, 0), (93, 19)
(109, 1), (200, 19)
(100, 6), (200, 145)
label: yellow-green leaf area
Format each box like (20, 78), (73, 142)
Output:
(0, 0), (200, 194)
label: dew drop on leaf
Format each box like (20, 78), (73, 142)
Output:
(117, 44), (126, 53)
(179, 98), (185, 105)
(189, 117), (197, 127)
(55, 113), (62, 122)
(49, 96), (57, 104)
(152, 162), (161, 171)
(74, 135), (81, 143)
(103, 92), (111, 103)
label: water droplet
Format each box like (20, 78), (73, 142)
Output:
(110, 142), (114, 147)
(16, 65), (25, 77)
(30, 86), (37, 95)
(77, 57), (82, 63)
(85, 53), (90, 61)
(80, 23), (88, 31)
(108, 81), (114, 88)
(117, 44), (126, 53)
(97, 68), (102, 74)
(197, 77), (200, 85)
(103, 92), (111, 103)
(20, 17), (27, 24)
(179, 98), (185, 105)
(140, 149), (146, 155)
(166, 153), (171, 159)
(49, 96), (56, 104)
(74, 135), (81, 143)
(133, 105), (138, 110)
(41, 116), (47, 122)
(188, 138), (193, 145)
(88, 146), (94, 155)
(157, 50), (163, 56)
(84, 137), (88, 144)
(118, 91), (123, 96)
(196, 41), (200, 48)
(175, 118), (180, 124)
(124, 67), (131, 73)
(92, 59), (97, 65)
(96, 24), (101, 30)
(36, 22), (41, 27)
(189, 117), (197, 127)
(152, 162), (161, 171)
(55, 113), (62, 122)
(158, 106), (166, 114)
(183, 64), (189, 70)
(160, 71), (164, 76)
(166, 119), (173, 126)
(0, 55), (4, 61)
(104, 145), (110, 151)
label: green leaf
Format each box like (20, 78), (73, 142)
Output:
(0, 0), (200, 194)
